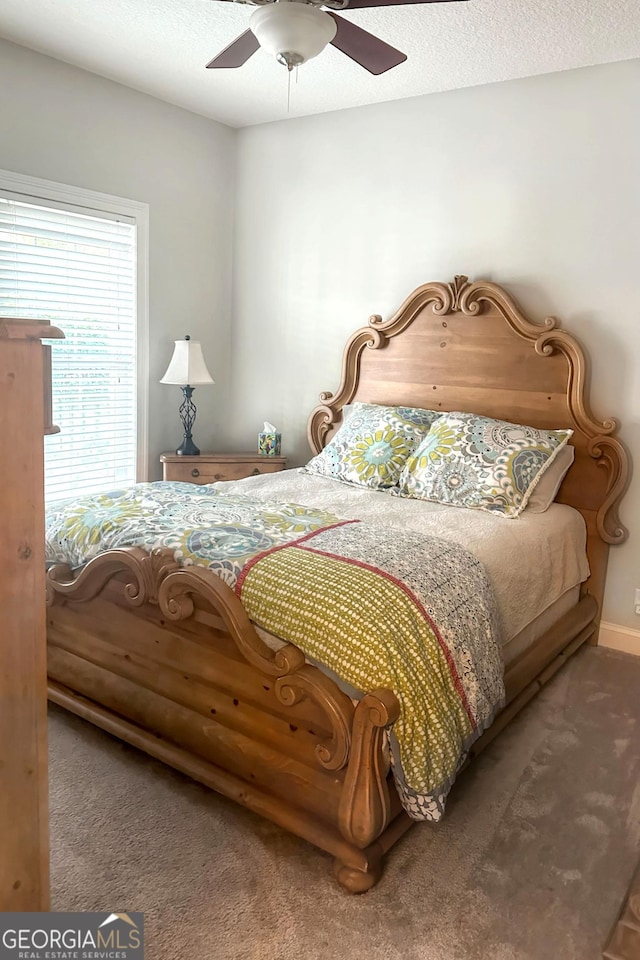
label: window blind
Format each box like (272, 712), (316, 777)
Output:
(0, 195), (137, 502)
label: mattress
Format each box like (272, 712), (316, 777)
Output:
(210, 468), (590, 648)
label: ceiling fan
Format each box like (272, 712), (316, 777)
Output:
(205, 0), (468, 76)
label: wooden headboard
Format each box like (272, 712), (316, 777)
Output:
(307, 275), (630, 621)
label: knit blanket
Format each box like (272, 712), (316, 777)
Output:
(45, 481), (505, 820)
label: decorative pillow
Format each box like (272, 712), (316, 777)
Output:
(525, 444), (574, 513)
(396, 413), (573, 518)
(304, 402), (439, 490)
(341, 402), (440, 431)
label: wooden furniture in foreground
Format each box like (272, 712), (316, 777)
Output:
(160, 452), (287, 485)
(1, 317), (63, 911)
(603, 856), (640, 959)
(46, 277), (630, 893)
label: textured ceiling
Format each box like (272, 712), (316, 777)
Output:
(0, 0), (638, 127)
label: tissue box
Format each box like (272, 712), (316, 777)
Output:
(258, 432), (281, 457)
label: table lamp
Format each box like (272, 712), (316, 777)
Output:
(160, 335), (214, 456)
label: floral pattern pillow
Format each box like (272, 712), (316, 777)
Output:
(396, 413), (573, 517)
(304, 402), (439, 490)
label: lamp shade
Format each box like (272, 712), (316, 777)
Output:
(250, 3), (337, 64)
(160, 336), (215, 386)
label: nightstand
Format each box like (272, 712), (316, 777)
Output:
(160, 452), (288, 485)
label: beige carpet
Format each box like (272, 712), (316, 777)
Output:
(49, 646), (640, 960)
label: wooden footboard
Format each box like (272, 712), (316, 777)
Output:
(46, 546), (600, 892)
(46, 547), (402, 892)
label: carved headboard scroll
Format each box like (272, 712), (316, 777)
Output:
(307, 276), (630, 617)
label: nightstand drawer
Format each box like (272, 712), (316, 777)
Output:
(160, 453), (287, 484)
(167, 461), (261, 484)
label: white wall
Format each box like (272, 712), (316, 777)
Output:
(0, 37), (236, 471)
(232, 60), (640, 630)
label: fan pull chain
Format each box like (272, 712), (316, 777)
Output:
(285, 60), (300, 113)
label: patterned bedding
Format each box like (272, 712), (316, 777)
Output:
(45, 481), (505, 821)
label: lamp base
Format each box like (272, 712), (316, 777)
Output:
(175, 437), (201, 456)
(175, 384), (201, 456)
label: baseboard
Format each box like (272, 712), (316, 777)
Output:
(598, 621), (640, 657)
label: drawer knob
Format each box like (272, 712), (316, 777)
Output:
(251, 467), (261, 476)
(191, 468), (200, 478)
(214, 473), (222, 480)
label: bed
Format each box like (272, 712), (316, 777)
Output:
(45, 275), (630, 892)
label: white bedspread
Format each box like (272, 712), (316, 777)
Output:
(209, 468), (589, 645)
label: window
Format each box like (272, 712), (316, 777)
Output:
(0, 172), (148, 502)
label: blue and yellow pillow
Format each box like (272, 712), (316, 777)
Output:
(305, 402), (438, 490)
(396, 413), (573, 517)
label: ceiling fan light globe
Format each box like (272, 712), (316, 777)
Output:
(250, 3), (337, 65)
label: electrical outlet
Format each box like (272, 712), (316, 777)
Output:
(635, 588), (640, 616)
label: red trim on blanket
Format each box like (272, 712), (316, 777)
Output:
(234, 519), (359, 596)
(298, 542), (475, 728)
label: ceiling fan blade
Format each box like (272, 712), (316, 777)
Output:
(328, 13), (406, 75)
(344, 0), (467, 7)
(206, 30), (260, 69)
